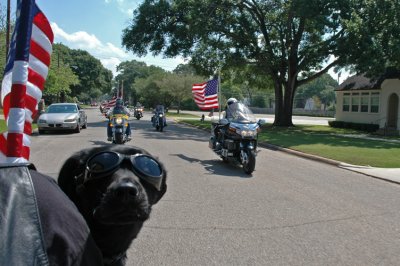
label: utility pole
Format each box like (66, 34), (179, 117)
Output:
(6, 0), (10, 60)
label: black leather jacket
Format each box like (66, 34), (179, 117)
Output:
(0, 164), (103, 266)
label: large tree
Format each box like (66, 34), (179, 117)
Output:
(53, 43), (113, 102)
(340, 1), (400, 78)
(115, 60), (165, 104)
(122, 0), (360, 126)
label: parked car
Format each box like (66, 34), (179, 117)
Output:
(37, 103), (87, 134)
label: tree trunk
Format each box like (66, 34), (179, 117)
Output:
(273, 79), (295, 127)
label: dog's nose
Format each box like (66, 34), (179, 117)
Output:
(114, 180), (139, 199)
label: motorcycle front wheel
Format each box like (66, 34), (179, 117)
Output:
(242, 150), (256, 174)
(114, 132), (124, 144)
(158, 117), (164, 132)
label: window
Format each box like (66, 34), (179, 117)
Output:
(343, 93), (350, 112)
(370, 92), (380, 113)
(360, 92), (369, 112)
(351, 93), (359, 112)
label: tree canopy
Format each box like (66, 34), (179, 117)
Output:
(122, 0), (377, 126)
(46, 43), (113, 104)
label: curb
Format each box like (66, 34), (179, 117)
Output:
(174, 119), (400, 185)
(176, 119), (342, 166)
(257, 142), (342, 166)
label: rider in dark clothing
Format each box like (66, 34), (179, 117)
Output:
(106, 98), (132, 141)
(213, 98), (238, 145)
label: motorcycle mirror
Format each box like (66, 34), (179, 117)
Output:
(219, 118), (229, 125)
(258, 118), (267, 125)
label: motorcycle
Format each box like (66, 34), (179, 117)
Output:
(209, 102), (266, 174)
(151, 105), (167, 132)
(134, 107), (144, 120)
(109, 113), (130, 144)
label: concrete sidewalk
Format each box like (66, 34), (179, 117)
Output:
(261, 143), (400, 185)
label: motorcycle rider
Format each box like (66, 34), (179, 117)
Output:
(106, 98), (132, 141)
(213, 97), (238, 148)
(152, 104), (167, 127)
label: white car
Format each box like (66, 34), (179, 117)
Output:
(37, 103), (87, 134)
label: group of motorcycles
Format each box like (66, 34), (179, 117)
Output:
(101, 101), (264, 174)
(101, 104), (166, 144)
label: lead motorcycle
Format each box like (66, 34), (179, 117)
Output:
(209, 102), (266, 174)
(109, 113), (130, 144)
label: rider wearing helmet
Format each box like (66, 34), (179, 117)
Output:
(225, 97), (238, 119)
(106, 98), (132, 141)
(212, 97), (238, 149)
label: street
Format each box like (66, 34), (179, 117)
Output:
(30, 108), (400, 266)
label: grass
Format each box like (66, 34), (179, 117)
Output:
(0, 120), (38, 132)
(166, 112), (199, 118)
(178, 118), (400, 168)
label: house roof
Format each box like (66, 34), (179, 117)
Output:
(336, 70), (400, 91)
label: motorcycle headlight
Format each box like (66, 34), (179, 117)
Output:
(64, 118), (77, 122)
(158, 114), (163, 117)
(237, 129), (257, 137)
(115, 117), (123, 124)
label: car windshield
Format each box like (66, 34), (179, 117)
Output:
(226, 102), (257, 123)
(46, 105), (77, 113)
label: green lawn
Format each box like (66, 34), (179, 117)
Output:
(0, 120), (38, 132)
(178, 119), (400, 168)
(166, 112), (199, 118)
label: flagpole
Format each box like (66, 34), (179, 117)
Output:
(218, 68), (221, 120)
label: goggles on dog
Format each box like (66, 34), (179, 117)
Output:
(84, 151), (163, 191)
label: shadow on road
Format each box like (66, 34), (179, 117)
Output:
(170, 153), (252, 178)
(138, 121), (209, 142)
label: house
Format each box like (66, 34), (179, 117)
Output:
(335, 72), (399, 134)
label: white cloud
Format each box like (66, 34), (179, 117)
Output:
(104, 0), (139, 17)
(50, 22), (185, 76)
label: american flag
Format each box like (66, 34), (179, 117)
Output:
(192, 79), (219, 110)
(103, 96), (117, 109)
(0, 0), (53, 163)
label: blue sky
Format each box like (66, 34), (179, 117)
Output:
(1, 0), (184, 76)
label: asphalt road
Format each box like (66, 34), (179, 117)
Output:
(29, 108), (400, 266)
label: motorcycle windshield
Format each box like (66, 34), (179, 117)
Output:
(155, 105), (165, 113)
(113, 109), (127, 115)
(226, 102), (257, 123)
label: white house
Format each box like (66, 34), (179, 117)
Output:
(335, 72), (399, 134)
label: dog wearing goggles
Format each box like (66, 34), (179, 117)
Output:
(58, 145), (167, 266)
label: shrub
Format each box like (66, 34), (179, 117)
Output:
(328, 121), (379, 132)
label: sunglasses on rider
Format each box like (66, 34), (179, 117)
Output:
(84, 151), (164, 191)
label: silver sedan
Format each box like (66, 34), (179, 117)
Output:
(37, 103), (87, 134)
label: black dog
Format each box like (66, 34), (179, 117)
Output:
(58, 145), (167, 266)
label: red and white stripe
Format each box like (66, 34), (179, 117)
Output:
(0, 7), (53, 163)
(192, 82), (219, 110)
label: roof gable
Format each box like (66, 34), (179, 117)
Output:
(336, 70), (400, 91)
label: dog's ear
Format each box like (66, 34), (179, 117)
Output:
(58, 154), (86, 205)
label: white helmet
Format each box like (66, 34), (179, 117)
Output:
(227, 98), (238, 106)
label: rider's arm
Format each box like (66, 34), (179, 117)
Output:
(124, 107), (131, 116)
